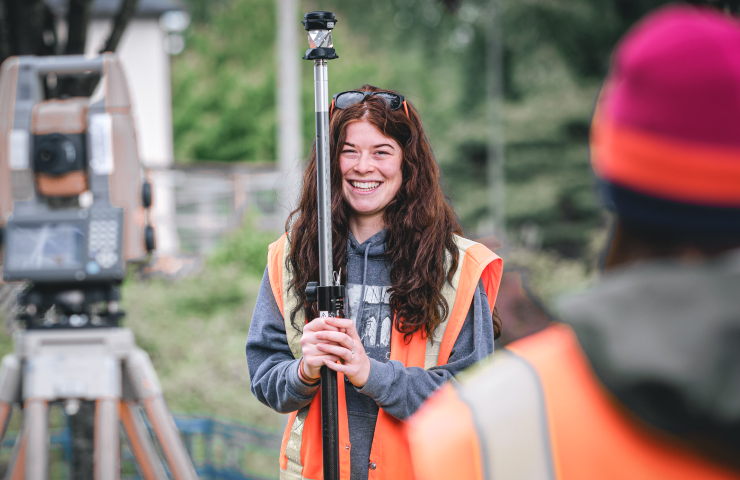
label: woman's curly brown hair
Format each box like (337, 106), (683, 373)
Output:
(286, 85), (501, 341)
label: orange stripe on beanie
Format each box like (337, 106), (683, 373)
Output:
(591, 117), (740, 207)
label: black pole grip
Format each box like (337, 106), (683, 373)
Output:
(321, 366), (340, 480)
(305, 282), (345, 480)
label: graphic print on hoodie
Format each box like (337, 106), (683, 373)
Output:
(345, 230), (392, 363)
(346, 285), (392, 357)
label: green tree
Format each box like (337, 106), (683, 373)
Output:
(170, 0), (705, 258)
(172, 0), (277, 162)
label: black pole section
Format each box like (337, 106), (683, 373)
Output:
(302, 11), (342, 480)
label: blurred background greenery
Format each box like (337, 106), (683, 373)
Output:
(121, 223), (278, 428)
(137, 0), (672, 431)
(0, 0), (691, 476)
(172, 0), (667, 257)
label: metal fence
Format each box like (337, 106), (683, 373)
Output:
(1, 411), (283, 480)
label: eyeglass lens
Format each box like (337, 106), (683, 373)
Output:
(335, 92), (366, 109)
(375, 93), (402, 110)
(335, 91), (402, 110)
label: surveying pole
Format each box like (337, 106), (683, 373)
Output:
(302, 11), (344, 480)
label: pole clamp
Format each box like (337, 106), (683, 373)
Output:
(303, 48), (338, 60)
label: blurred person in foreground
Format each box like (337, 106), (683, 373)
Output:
(407, 5), (740, 479)
(246, 85), (503, 479)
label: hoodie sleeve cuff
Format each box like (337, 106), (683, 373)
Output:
(355, 358), (394, 400)
(287, 358), (320, 398)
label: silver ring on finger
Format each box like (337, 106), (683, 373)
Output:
(351, 351), (355, 361)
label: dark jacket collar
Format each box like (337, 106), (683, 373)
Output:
(560, 249), (740, 455)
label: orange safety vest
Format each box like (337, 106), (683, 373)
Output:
(408, 324), (740, 480)
(266, 233), (503, 480)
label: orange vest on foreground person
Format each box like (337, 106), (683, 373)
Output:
(267, 233), (502, 480)
(408, 325), (740, 480)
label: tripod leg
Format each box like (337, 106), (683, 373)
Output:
(24, 398), (48, 480)
(125, 349), (197, 480)
(0, 354), (22, 445)
(4, 419), (26, 480)
(119, 400), (167, 480)
(141, 396), (197, 480)
(94, 397), (120, 480)
(0, 402), (12, 446)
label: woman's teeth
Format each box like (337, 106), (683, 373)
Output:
(351, 181), (380, 192)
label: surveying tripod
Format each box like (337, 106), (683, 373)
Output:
(0, 326), (198, 480)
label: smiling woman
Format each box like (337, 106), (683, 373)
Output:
(340, 121), (404, 241)
(246, 85), (504, 480)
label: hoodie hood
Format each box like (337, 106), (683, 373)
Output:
(560, 249), (740, 451)
(347, 229), (388, 258)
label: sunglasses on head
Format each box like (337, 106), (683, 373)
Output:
(331, 90), (410, 118)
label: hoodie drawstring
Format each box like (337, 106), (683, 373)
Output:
(355, 243), (371, 340)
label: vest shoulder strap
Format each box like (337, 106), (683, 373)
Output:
(424, 241), (464, 369)
(267, 234), (287, 316)
(408, 345), (553, 480)
(459, 347), (556, 479)
(407, 383), (486, 480)
(267, 233), (304, 360)
(434, 235), (503, 366)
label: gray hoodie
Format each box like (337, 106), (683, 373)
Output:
(246, 230), (495, 480)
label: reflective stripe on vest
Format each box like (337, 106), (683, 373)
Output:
(266, 233), (503, 480)
(410, 325), (740, 480)
(407, 348), (554, 480)
(407, 383), (486, 480)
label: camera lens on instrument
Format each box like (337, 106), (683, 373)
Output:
(39, 148), (53, 163)
(33, 133), (85, 175)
